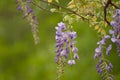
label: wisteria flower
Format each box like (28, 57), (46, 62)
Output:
(55, 22), (79, 66)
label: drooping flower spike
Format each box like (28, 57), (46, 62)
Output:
(55, 22), (79, 66)
(16, 0), (39, 44)
(94, 35), (114, 80)
(110, 9), (120, 55)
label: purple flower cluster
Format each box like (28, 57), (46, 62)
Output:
(94, 35), (114, 79)
(96, 60), (114, 80)
(55, 22), (79, 66)
(110, 9), (120, 55)
(94, 9), (120, 80)
(94, 35), (112, 59)
(16, 0), (39, 44)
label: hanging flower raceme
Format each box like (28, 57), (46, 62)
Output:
(55, 22), (79, 66)
(110, 9), (120, 56)
(16, 0), (39, 44)
(94, 9), (120, 80)
(94, 35), (114, 80)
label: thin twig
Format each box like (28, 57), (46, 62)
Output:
(40, 0), (88, 20)
(31, 1), (76, 15)
(32, 1), (50, 12)
(104, 0), (111, 26)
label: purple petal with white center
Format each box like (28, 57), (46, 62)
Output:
(58, 22), (66, 30)
(109, 63), (113, 68)
(26, 6), (33, 14)
(95, 47), (101, 53)
(17, 5), (22, 11)
(100, 39), (106, 44)
(94, 53), (99, 59)
(106, 44), (112, 55)
(104, 35), (110, 39)
(60, 50), (66, 56)
(109, 30), (114, 34)
(72, 47), (78, 53)
(74, 53), (79, 59)
(68, 60), (75, 66)
(110, 21), (117, 27)
(116, 9), (120, 16)
(111, 38), (117, 42)
(69, 31), (76, 39)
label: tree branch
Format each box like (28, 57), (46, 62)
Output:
(104, 0), (120, 26)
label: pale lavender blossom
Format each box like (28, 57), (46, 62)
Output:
(26, 6), (33, 14)
(17, 5), (22, 11)
(55, 22), (79, 65)
(16, 0), (39, 44)
(111, 37), (117, 42)
(110, 9), (120, 56)
(74, 53), (79, 59)
(109, 30), (114, 34)
(110, 21), (117, 27)
(106, 44), (112, 55)
(69, 32), (77, 39)
(72, 47), (78, 53)
(68, 60), (75, 66)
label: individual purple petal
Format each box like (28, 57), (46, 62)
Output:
(116, 9), (120, 16)
(95, 47), (101, 53)
(111, 38), (117, 42)
(109, 30), (114, 34)
(106, 44), (112, 55)
(114, 29), (119, 34)
(60, 50), (66, 56)
(32, 16), (38, 24)
(106, 66), (111, 71)
(62, 32), (68, 42)
(109, 63), (113, 68)
(98, 68), (102, 74)
(68, 60), (75, 66)
(58, 22), (66, 30)
(110, 21), (116, 27)
(94, 53), (99, 59)
(69, 31), (77, 39)
(17, 5), (22, 11)
(66, 47), (70, 54)
(104, 35), (110, 39)
(74, 53), (79, 59)
(100, 39), (106, 44)
(26, 6), (33, 14)
(56, 30), (62, 36)
(72, 47), (78, 53)
(116, 40), (120, 45)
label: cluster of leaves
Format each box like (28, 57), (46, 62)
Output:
(16, 0), (120, 80)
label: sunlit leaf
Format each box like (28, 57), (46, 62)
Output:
(55, 0), (59, 3)
(94, 25), (99, 30)
(98, 28), (102, 33)
(48, 0), (52, 3)
(67, 4), (76, 8)
(101, 29), (106, 35)
(50, 8), (56, 12)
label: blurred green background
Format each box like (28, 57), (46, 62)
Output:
(0, 0), (120, 80)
